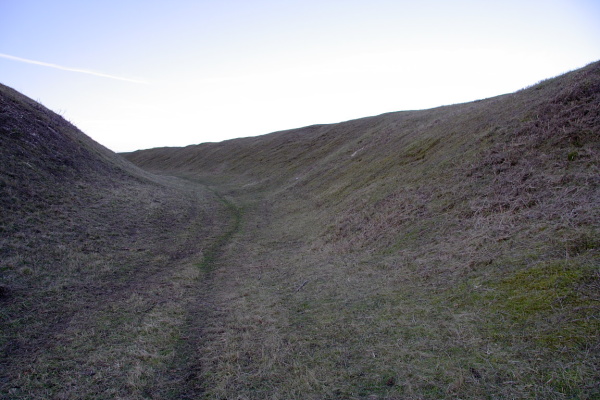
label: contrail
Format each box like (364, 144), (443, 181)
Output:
(0, 53), (148, 84)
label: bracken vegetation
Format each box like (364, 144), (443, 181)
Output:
(2, 61), (599, 399)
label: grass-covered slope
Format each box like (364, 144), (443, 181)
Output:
(125, 62), (600, 399)
(0, 84), (234, 398)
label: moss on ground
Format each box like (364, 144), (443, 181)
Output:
(492, 258), (599, 349)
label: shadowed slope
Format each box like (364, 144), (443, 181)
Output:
(125, 62), (600, 398)
(0, 84), (231, 398)
(0, 83), (143, 217)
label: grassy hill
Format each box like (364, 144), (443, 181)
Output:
(125, 61), (600, 399)
(0, 83), (236, 398)
(1, 60), (598, 399)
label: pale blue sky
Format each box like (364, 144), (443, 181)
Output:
(1, 0), (599, 152)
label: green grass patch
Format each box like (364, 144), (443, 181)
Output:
(491, 259), (599, 348)
(196, 191), (243, 273)
(401, 136), (441, 162)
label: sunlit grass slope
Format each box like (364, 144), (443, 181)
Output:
(125, 61), (599, 399)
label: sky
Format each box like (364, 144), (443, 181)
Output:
(1, 1), (599, 152)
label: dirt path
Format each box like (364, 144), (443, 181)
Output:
(157, 184), (245, 399)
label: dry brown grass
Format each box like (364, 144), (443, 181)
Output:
(125, 61), (599, 399)
(1, 84), (238, 399)
(0, 172), (234, 398)
(2, 61), (598, 399)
